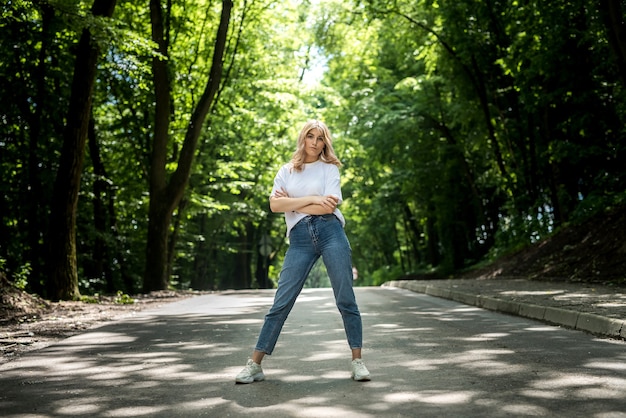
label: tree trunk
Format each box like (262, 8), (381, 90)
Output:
(143, 0), (232, 292)
(600, 0), (626, 87)
(255, 252), (270, 289)
(190, 216), (210, 290)
(402, 204), (421, 265)
(166, 198), (187, 283)
(87, 117), (111, 292)
(47, 0), (117, 301)
(87, 115), (135, 294)
(232, 222), (253, 289)
(25, 4), (55, 296)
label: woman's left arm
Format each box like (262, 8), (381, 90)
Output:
(270, 189), (338, 214)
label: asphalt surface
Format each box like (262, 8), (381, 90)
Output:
(0, 285), (625, 417)
(384, 279), (626, 339)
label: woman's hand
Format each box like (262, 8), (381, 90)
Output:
(315, 194), (339, 211)
(300, 194), (338, 214)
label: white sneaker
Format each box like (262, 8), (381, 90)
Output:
(351, 358), (371, 381)
(235, 359), (265, 384)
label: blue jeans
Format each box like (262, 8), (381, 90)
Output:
(255, 214), (363, 354)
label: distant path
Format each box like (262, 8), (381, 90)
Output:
(1, 288), (625, 417)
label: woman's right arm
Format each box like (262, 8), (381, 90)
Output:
(269, 190), (338, 214)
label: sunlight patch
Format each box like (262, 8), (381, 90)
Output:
(520, 389), (566, 399)
(523, 326), (561, 332)
(577, 387), (626, 399)
(104, 406), (167, 417)
(294, 396), (332, 405)
(400, 358), (444, 371)
(179, 397), (229, 410)
(597, 302), (626, 308)
(54, 397), (105, 415)
(531, 373), (606, 389)
(56, 404), (102, 415)
(280, 375), (319, 383)
(584, 361), (626, 371)
(302, 352), (343, 361)
(500, 290), (565, 296)
(502, 403), (549, 415)
(383, 391), (418, 403)
(320, 370), (347, 379)
(463, 332), (510, 341)
(69, 332), (136, 343)
(138, 356), (181, 364)
(290, 405), (376, 418)
(212, 318), (264, 325)
(393, 390), (477, 405)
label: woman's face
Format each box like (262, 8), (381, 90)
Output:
(303, 127), (325, 163)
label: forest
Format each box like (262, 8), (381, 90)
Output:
(1, 0), (625, 301)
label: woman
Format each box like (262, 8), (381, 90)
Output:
(235, 120), (370, 383)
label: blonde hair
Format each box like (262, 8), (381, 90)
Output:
(291, 120), (342, 172)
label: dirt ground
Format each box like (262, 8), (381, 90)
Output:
(453, 204), (626, 285)
(1, 205), (625, 364)
(0, 288), (202, 365)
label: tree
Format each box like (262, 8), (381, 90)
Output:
(313, 0), (626, 281)
(47, 0), (118, 300)
(143, 0), (232, 292)
(600, 0), (626, 87)
(3, 0), (625, 297)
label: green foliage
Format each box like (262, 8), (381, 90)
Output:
(79, 291), (134, 304)
(114, 291), (135, 305)
(0, 258), (30, 290)
(304, 259), (331, 288)
(0, 257), (32, 290)
(312, 0), (626, 279)
(1, 0), (625, 298)
(80, 294), (100, 304)
(13, 263), (30, 291)
(369, 265), (404, 287)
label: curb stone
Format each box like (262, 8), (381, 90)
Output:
(383, 280), (626, 340)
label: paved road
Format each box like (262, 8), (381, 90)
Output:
(1, 287), (625, 417)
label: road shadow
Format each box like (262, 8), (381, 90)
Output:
(0, 288), (624, 417)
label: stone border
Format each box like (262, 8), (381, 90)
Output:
(383, 280), (626, 340)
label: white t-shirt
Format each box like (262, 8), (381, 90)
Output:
(271, 160), (346, 236)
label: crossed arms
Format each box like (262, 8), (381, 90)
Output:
(269, 188), (339, 215)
